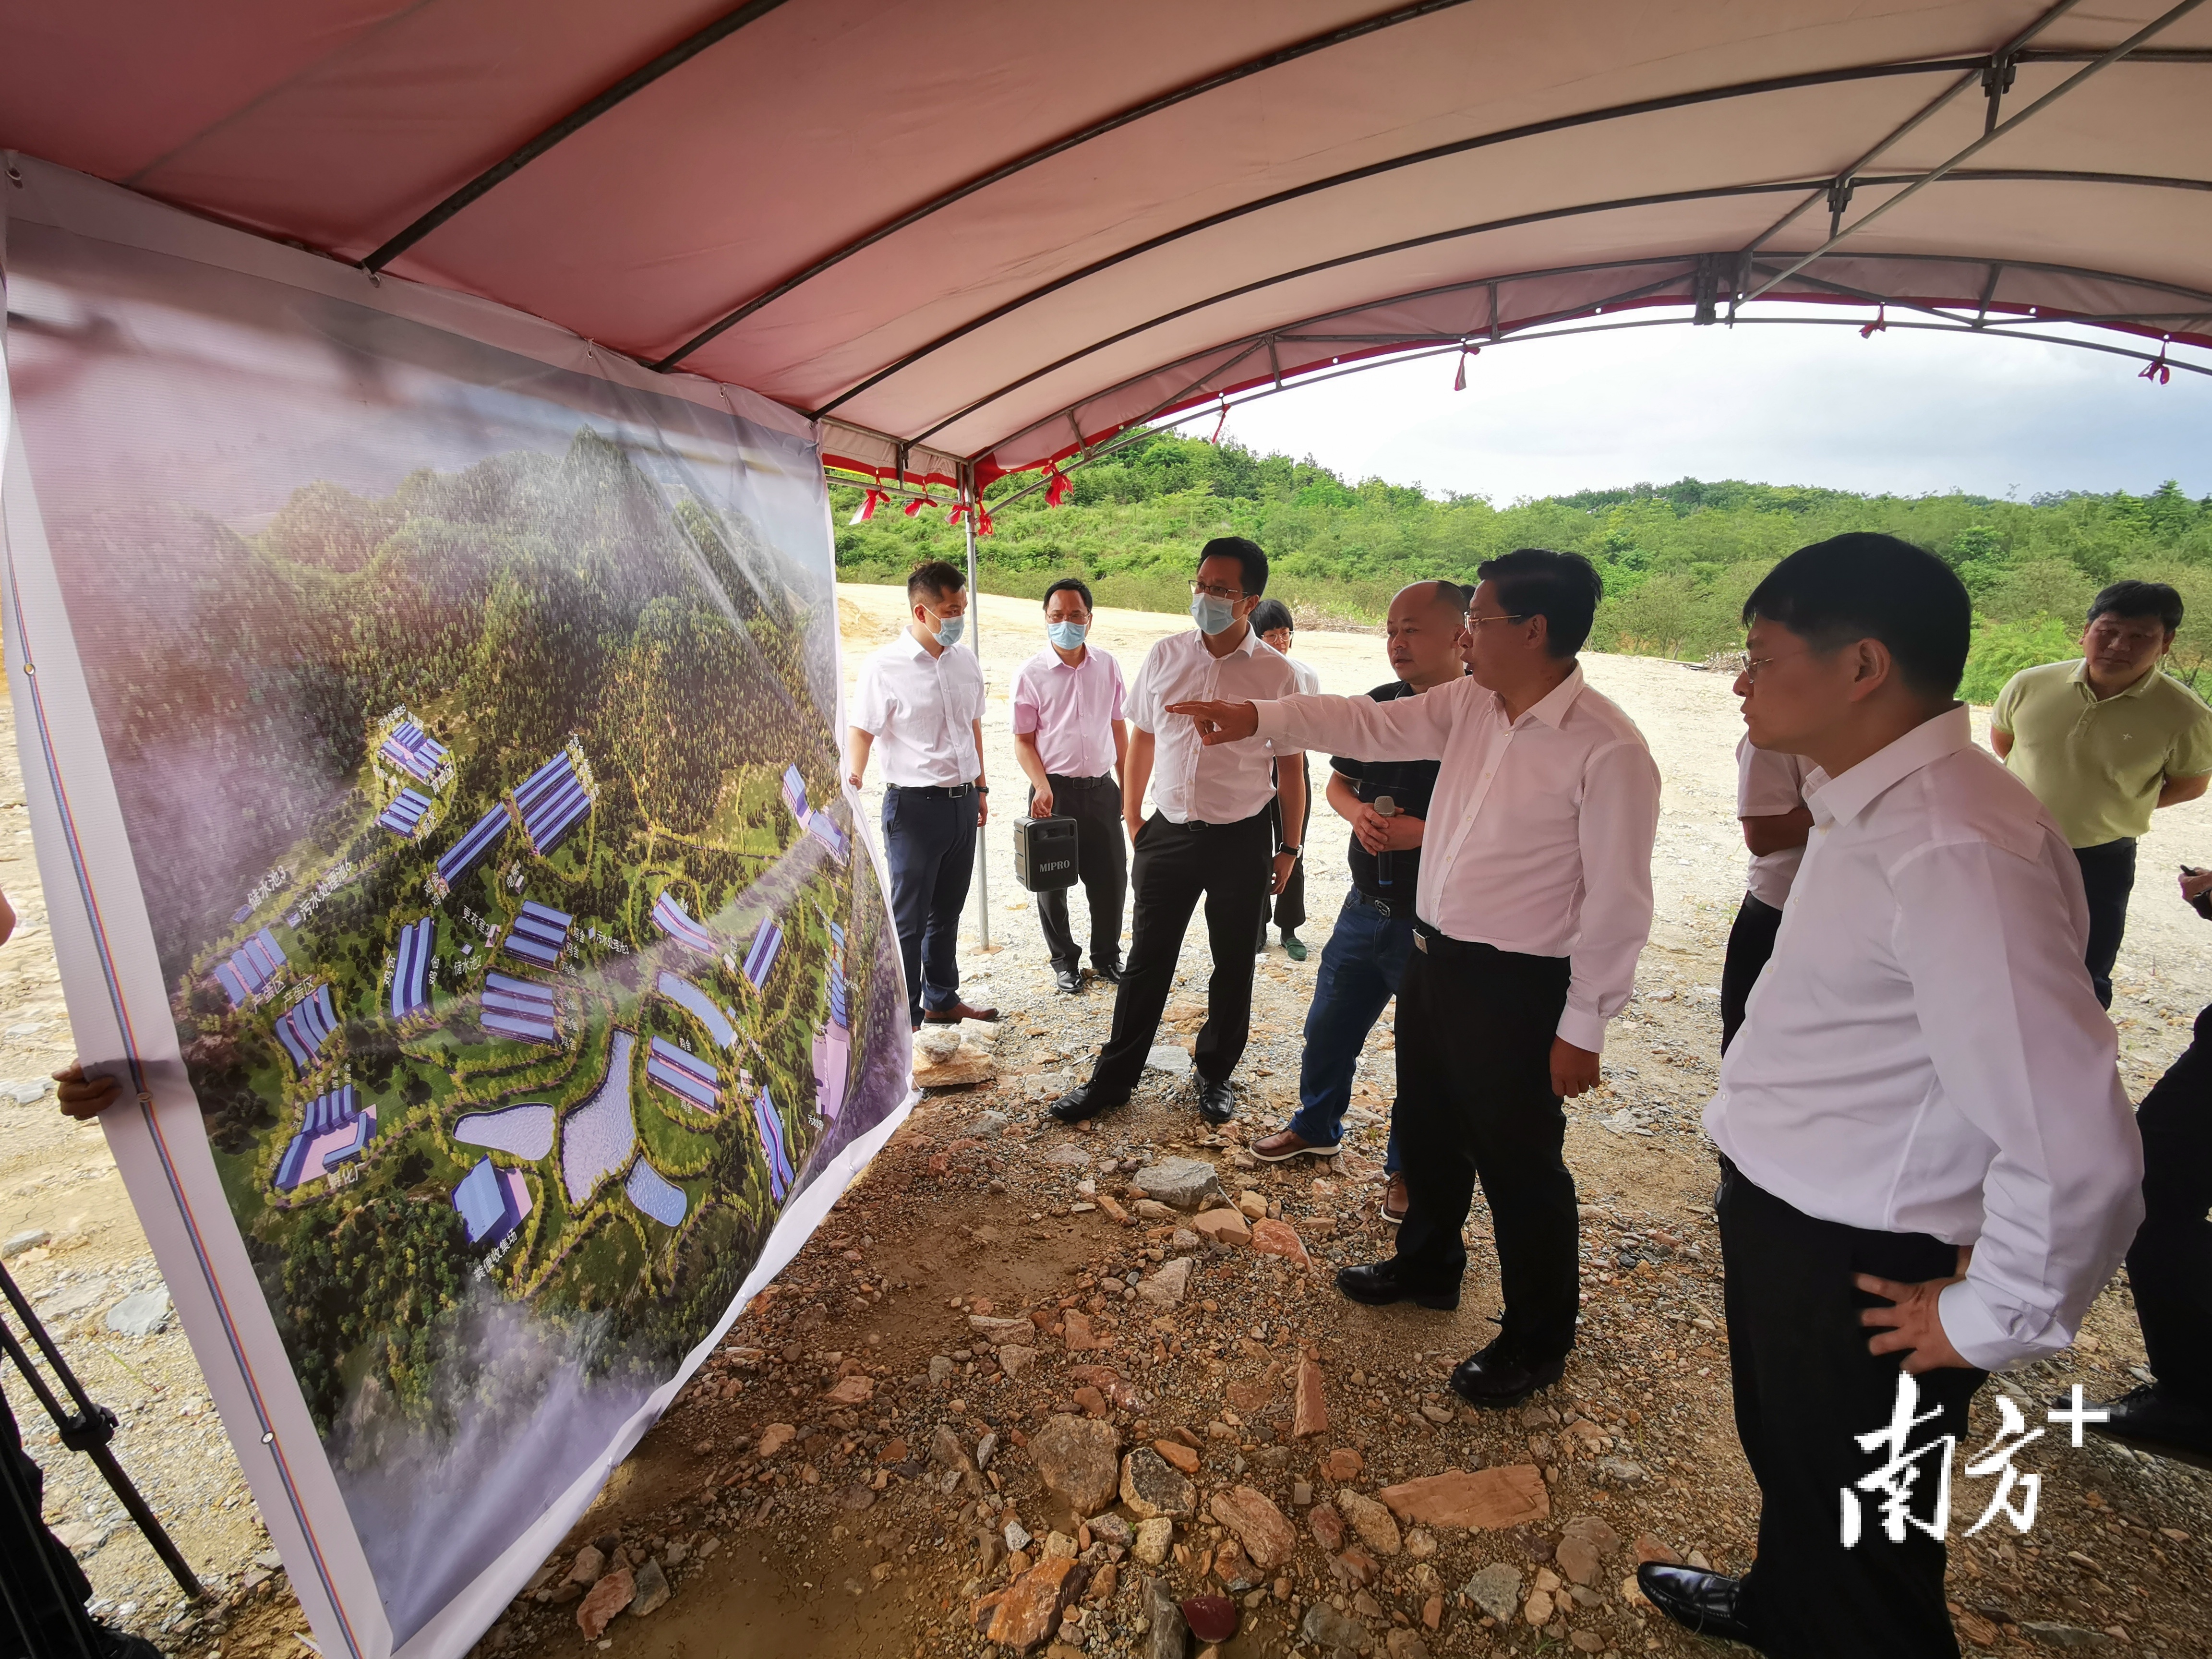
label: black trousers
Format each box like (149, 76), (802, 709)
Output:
(1030, 774), (1127, 972)
(1088, 808), (1273, 1097)
(0, 1385), (96, 1657)
(1391, 938), (1579, 1359)
(2128, 1002), (2212, 1408)
(1259, 754), (1311, 937)
(1719, 1160), (1984, 1659)
(882, 786), (976, 1025)
(1720, 891), (1785, 1052)
(2075, 837), (2137, 1009)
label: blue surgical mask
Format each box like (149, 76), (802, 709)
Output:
(1046, 620), (1088, 651)
(1190, 593), (1236, 636)
(930, 612), (966, 649)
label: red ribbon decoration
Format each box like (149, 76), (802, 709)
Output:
(1453, 343), (1479, 391)
(849, 488), (884, 525)
(2140, 344), (2173, 385)
(948, 502), (967, 528)
(1044, 464), (1072, 507)
(1859, 303), (1887, 339)
(902, 493), (928, 517)
(1209, 399), (1230, 444)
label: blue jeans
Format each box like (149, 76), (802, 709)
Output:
(1285, 889), (1410, 1171)
(883, 786), (976, 1024)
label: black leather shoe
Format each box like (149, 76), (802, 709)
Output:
(1637, 1563), (1756, 1645)
(1092, 960), (1124, 984)
(1335, 1259), (1459, 1311)
(1195, 1076), (1235, 1124)
(1049, 1083), (1127, 1124)
(1448, 1336), (1566, 1408)
(1053, 966), (1083, 995)
(2072, 1382), (2212, 1471)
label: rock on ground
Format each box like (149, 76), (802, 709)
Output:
(1120, 1449), (1196, 1519)
(1463, 1561), (1523, 1623)
(1028, 1414), (1120, 1516)
(1131, 1157), (1223, 1209)
(1379, 1465), (1549, 1530)
(1207, 1486), (1297, 1570)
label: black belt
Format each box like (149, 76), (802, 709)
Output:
(1411, 918), (1495, 960)
(1349, 887), (1411, 919)
(1046, 773), (1114, 788)
(888, 781), (974, 798)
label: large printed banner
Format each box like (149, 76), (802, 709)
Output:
(0, 160), (914, 1657)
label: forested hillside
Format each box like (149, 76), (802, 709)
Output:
(831, 432), (2212, 701)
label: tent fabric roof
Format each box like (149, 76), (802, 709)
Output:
(5, 0), (2209, 487)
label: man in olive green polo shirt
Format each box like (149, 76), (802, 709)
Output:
(1992, 579), (2212, 1008)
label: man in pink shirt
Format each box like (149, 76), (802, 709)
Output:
(1011, 578), (1130, 995)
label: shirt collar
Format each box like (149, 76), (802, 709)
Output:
(2068, 657), (2164, 700)
(1803, 703), (1972, 829)
(1506, 661), (1587, 730)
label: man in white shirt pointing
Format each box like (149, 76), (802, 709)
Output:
(1639, 533), (2144, 1657)
(1168, 549), (1660, 1407)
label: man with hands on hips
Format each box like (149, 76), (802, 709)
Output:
(1170, 549), (1660, 1409)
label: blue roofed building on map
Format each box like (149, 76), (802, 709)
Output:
(742, 921), (783, 990)
(273, 1084), (376, 1192)
(751, 1088), (797, 1202)
(378, 720), (448, 784)
(514, 749), (590, 856)
(435, 804), (510, 894)
(650, 890), (714, 955)
(274, 985), (338, 1074)
(647, 1035), (720, 1114)
(806, 810), (849, 862)
(452, 1155), (533, 1247)
(657, 971), (735, 1048)
(813, 920), (852, 1122)
(481, 972), (558, 1045)
(503, 901), (573, 967)
(390, 917), (434, 1019)
(377, 787), (433, 840)
(781, 765), (809, 823)
(214, 927), (286, 1008)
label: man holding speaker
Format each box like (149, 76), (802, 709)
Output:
(1011, 577), (1130, 995)
(1250, 581), (1470, 1228)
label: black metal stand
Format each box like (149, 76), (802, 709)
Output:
(0, 1262), (205, 1606)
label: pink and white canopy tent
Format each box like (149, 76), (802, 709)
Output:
(5, 0), (2211, 490)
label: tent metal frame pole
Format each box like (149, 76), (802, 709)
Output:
(962, 462), (990, 954)
(360, 0), (796, 272)
(1744, 0), (2211, 304)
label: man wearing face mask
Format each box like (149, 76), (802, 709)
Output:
(849, 560), (997, 1028)
(1049, 538), (1303, 1126)
(1012, 577), (1130, 994)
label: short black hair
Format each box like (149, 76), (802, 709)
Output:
(2087, 579), (2183, 633)
(907, 559), (966, 606)
(1042, 576), (1095, 613)
(1742, 532), (1970, 699)
(1249, 599), (1295, 637)
(1197, 535), (1268, 597)
(1475, 549), (1602, 658)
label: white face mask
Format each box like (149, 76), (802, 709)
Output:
(1190, 593), (1237, 636)
(926, 611), (965, 648)
(1046, 620), (1088, 650)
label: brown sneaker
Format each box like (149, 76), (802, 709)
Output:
(923, 1001), (999, 1024)
(1381, 1172), (1408, 1226)
(1251, 1127), (1339, 1162)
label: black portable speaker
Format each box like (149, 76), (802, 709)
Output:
(1013, 815), (1081, 892)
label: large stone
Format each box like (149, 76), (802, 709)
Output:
(933, 1423), (987, 1496)
(824, 1373), (874, 1406)
(565, 1545), (605, 1587)
(1293, 1357), (1328, 1437)
(1153, 1439), (1201, 1475)
(1132, 1158), (1224, 1210)
(629, 1558), (671, 1618)
(1462, 1563), (1523, 1623)
(1120, 1449), (1197, 1519)
(1136, 1257), (1193, 1308)
(1031, 1414), (1121, 1517)
(1062, 1310), (1102, 1350)
(1133, 1517), (1174, 1565)
(104, 1289), (170, 1337)
(577, 1568), (634, 1639)
(1181, 1593), (1238, 1643)
(1308, 1503), (1346, 1552)
(1208, 1486), (1297, 1569)
(998, 1344), (1041, 1377)
(1145, 1044), (1193, 1077)
(757, 1423), (796, 1458)
(2, 1229), (49, 1259)
(972, 1315), (1034, 1344)
(914, 1037), (995, 1088)
(1384, 1632), (1431, 1659)
(972, 1557), (1089, 1653)
(1554, 1536), (1602, 1587)
(1248, 1219), (1310, 1265)
(1378, 1465), (1549, 1531)
(1147, 1575), (1190, 1659)
(2015, 1623), (2113, 1649)
(1190, 1208), (1250, 1246)
(1560, 1515), (1621, 1555)
(1302, 1602), (1368, 1653)
(1338, 1491), (1401, 1557)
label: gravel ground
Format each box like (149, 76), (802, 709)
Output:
(3, 592), (2210, 1658)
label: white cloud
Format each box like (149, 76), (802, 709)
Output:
(1212, 309), (2212, 503)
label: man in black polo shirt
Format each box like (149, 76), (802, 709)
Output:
(1251, 581), (1468, 1223)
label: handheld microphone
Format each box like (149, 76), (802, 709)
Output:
(1373, 794), (1398, 886)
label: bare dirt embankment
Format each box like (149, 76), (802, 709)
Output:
(5, 593), (2209, 1658)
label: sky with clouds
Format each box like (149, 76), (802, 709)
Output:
(1209, 308), (2212, 505)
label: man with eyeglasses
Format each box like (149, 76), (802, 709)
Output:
(1167, 550), (1660, 1409)
(1642, 534), (2142, 1658)
(1991, 580), (2212, 1008)
(1049, 538), (1303, 1127)
(848, 559), (996, 1030)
